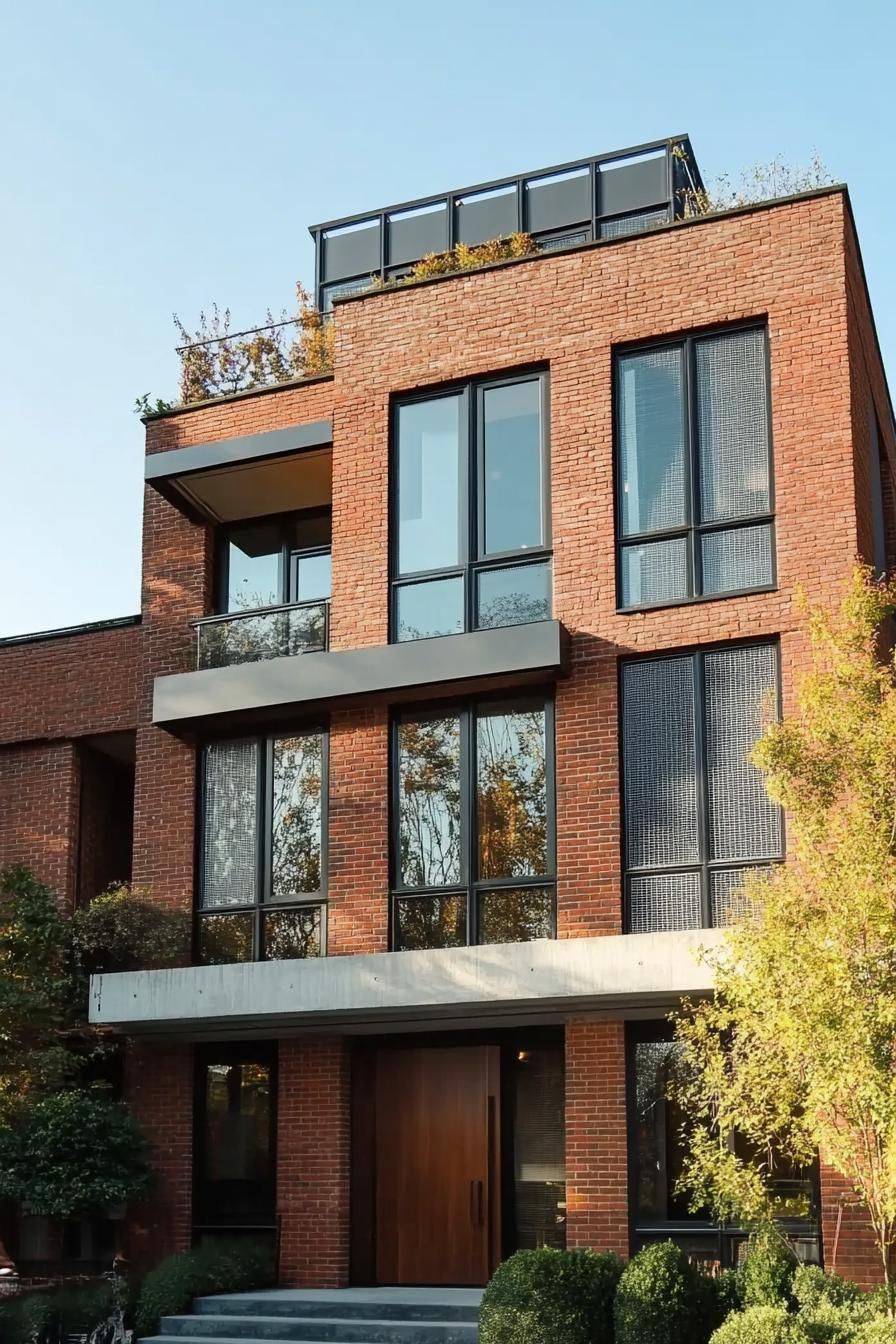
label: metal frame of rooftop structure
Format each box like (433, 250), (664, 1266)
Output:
(309, 135), (703, 312)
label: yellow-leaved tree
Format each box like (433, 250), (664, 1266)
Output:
(672, 566), (896, 1300)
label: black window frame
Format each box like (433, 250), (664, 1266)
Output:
(193, 1041), (278, 1234)
(614, 321), (776, 612)
(389, 693), (557, 949)
(195, 727), (328, 963)
(625, 1020), (821, 1267)
(389, 369), (553, 641)
(216, 505), (332, 615)
(619, 638), (785, 933)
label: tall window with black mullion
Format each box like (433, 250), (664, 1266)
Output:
(621, 642), (783, 933)
(392, 373), (551, 641)
(197, 732), (326, 964)
(616, 325), (774, 609)
(392, 698), (555, 949)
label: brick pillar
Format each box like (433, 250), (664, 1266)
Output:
(124, 1041), (193, 1272)
(277, 1039), (350, 1286)
(820, 1160), (885, 1290)
(565, 1021), (629, 1256)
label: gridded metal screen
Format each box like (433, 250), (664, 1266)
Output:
(704, 645), (782, 862)
(696, 329), (770, 524)
(201, 741), (258, 908)
(620, 537), (688, 607)
(617, 347), (686, 536)
(622, 657), (698, 869)
(629, 872), (701, 933)
(701, 524), (773, 595)
(710, 867), (768, 927)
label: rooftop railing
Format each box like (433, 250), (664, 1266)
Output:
(193, 600), (329, 671)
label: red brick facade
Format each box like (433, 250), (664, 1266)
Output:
(1, 184), (893, 1289)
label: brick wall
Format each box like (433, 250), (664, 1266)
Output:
(277, 1039), (350, 1286)
(0, 741), (80, 908)
(820, 1163), (883, 1289)
(564, 1021), (629, 1256)
(123, 1041), (193, 1271)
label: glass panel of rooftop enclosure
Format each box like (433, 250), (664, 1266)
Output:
(621, 642), (783, 933)
(198, 733), (326, 963)
(310, 138), (704, 310)
(393, 374), (551, 640)
(393, 698), (554, 950)
(195, 510), (331, 669)
(616, 325), (774, 608)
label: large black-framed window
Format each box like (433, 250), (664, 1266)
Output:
(621, 641), (783, 933)
(391, 696), (555, 949)
(626, 1021), (820, 1268)
(193, 1042), (277, 1233)
(615, 324), (775, 609)
(197, 731), (327, 964)
(217, 508), (332, 614)
(391, 372), (552, 642)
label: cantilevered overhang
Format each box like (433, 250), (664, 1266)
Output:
(145, 420), (333, 524)
(89, 929), (725, 1038)
(153, 620), (569, 732)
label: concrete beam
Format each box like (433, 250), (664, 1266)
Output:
(152, 620), (569, 731)
(89, 929), (725, 1038)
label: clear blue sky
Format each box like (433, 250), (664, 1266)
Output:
(1, 0), (892, 637)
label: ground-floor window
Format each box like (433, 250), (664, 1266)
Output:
(509, 1043), (566, 1250)
(193, 1043), (277, 1241)
(626, 1022), (820, 1267)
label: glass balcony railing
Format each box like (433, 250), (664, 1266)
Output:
(194, 600), (329, 671)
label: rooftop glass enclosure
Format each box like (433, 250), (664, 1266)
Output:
(309, 135), (703, 311)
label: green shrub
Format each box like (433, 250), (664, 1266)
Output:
(479, 1247), (624, 1344)
(0, 1089), (153, 1216)
(793, 1267), (863, 1312)
(853, 1321), (896, 1343)
(710, 1305), (809, 1343)
(741, 1231), (798, 1309)
(615, 1241), (718, 1344)
(134, 1241), (274, 1336)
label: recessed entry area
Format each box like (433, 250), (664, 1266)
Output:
(351, 1028), (565, 1287)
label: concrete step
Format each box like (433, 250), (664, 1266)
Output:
(195, 1296), (480, 1324)
(158, 1316), (477, 1344)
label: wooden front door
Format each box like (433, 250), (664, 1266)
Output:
(374, 1045), (498, 1286)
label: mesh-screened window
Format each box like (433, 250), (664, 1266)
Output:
(198, 732), (326, 964)
(621, 643), (782, 932)
(616, 326), (774, 608)
(392, 698), (555, 949)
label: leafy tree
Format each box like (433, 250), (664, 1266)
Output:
(672, 568), (896, 1299)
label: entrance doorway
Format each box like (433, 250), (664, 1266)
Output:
(351, 1032), (565, 1287)
(374, 1045), (498, 1286)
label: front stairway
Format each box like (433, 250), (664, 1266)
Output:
(141, 1287), (483, 1344)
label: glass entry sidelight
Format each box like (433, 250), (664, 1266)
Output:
(193, 1044), (276, 1237)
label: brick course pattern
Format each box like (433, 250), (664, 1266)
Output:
(123, 1041), (193, 1272)
(277, 1039), (351, 1287)
(564, 1021), (629, 1256)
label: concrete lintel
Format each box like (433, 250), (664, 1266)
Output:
(89, 929), (724, 1037)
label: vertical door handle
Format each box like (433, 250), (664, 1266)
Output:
(476, 1179), (484, 1227)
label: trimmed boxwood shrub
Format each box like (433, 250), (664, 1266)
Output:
(853, 1322), (896, 1343)
(740, 1231), (798, 1310)
(614, 1241), (721, 1344)
(134, 1241), (274, 1336)
(479, 1247), (624, 1344)
(710, 1305), (809, 1344)
(792, 1265), (862, 1312)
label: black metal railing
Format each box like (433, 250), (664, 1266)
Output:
(194, 600), (329, 671)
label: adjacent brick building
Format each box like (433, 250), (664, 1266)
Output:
(2, 136), (892, 1288)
